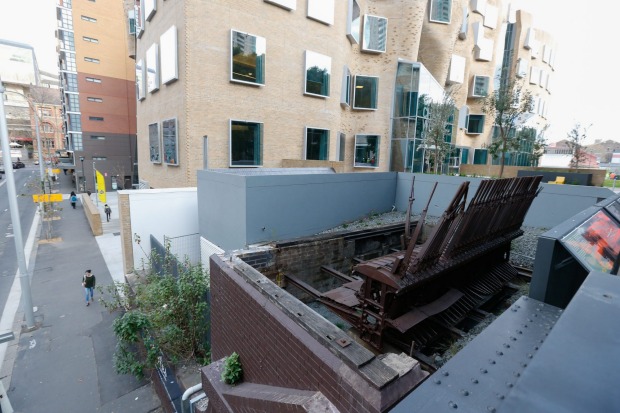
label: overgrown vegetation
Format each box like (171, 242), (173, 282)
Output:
(220, 352), (243, 385)
(100, 248), (211, 380)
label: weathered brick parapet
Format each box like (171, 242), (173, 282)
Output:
(203, 254), (428, 413)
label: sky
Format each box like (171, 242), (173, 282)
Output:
(0, 0), (617, 145)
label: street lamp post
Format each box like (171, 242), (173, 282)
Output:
(80, 156), (85, 192)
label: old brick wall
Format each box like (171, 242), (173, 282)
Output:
(209, 255), (381, 413)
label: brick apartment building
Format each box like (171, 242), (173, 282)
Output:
(56, 0), (137, 191)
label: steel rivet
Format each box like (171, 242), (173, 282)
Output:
(461, 389), (470, 396)
(443, 371), (450, 377)
(527, 353), (533, 359)
(489, 359), (496, 364)
(517, 330), (523, 334)
(449, 401), (458, 409)
(506, 382), (514, 388)
(497, 394), (505, 400)
(480, 368), (488, 374)
(472, 378), (479, 384)
(487, 406), (497, 412)
(504, 343), (511, 348)
(435, 379), (442, 385)
(510, 336), (517, 341)
(496, 351), (504, 356)
(522, 363), (528, 368)
(514, 372), (521, 377)
(534, 346), (539, 351)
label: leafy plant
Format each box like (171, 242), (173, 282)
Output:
(220, 352), (243, 385)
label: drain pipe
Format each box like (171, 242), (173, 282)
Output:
(181, 383), (204, 413)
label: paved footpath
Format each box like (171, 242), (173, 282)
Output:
(3, 173), (162, 412)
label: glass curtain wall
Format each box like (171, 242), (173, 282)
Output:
(390, 61), (454, 173)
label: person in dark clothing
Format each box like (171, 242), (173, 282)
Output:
(104, 204), (111, 222)
(70, 191), (77, 209)
(82, 270), (96, 306)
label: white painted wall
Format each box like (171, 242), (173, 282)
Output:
(539, 153), (571, 168)
(127, 188), (198, 270)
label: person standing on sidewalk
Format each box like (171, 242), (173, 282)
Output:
(104, 204), (111, 222)
(70, 191), (78, 209)
(82, 270), (96, 306)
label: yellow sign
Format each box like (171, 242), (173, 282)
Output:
(96, 169), (106, 203)
(32, 194), (63, 203)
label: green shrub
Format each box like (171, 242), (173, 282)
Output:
(221, 352), (243, 385)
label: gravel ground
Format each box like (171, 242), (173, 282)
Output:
(318, 211), (546, 271)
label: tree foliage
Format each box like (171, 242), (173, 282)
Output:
(481, 78), (534, 177)
(423, 88), (457, 174)
(100, 252), (211, 380)
(566, 123), (590, 171)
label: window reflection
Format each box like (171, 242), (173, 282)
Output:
(362, 15), (388, 53)
(305, 51), (331, 97)
(306, 128), (329, 160)
(355, 135), (380, 167)
(353, 75), (379, 110)
(231, 31), (266, 85)
(231, 120), (263, 166)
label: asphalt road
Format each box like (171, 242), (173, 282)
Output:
(0, 165), (40, 318)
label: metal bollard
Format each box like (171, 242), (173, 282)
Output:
(0, 380), (14, 413)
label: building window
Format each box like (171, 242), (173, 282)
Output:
(346, 0), (361, 44)
(354, 135), (380, 167)
(341, 66), (351, 107)
(470, 75), (490, 97)
(64, 73), (78, 92)
(163, 118), (178, 165)
(84, 57), (100, 63)
(86, 77), (102, 83)
(144, 0), (156, 21)
(361, 15), (388, 53)
(87, 97), (103, 102)
(307, 0), (334, 25)
(42, 123), (54, 133)
(264, 0), (295, 10)
(305, 127), (329, 160)
(353, 75), (379, 110)
(136, 60), (145, 100)
(473, 148), (488, 164)
(58, 30), (75, 50)
(83, 36), (99, 43)
(40, 108), (52, 117)
(430, 0), (452, 24)
(466, 114), (485, 134)
(231, 30), (266, 86)
(68, 114), (81, 131)
(89, 116), (104, 121)
(146, 44), (160, 92)
(337, 132), (346, 162)
(304, 51), (331, 97)
(71, 132), (83, 151)
(160, 26), (178, 84)
(66, 93), (80, 111)
(230, 120), (263, 167)
(149, 122), (161, 163)
(128, 9), (136, 35)
(90, 135), (105, 140)
(81, 15), (97, 23)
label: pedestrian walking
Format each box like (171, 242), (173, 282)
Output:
(70, 191), (78, 209)
(104, 204), (111, 222)
(82, 269), (96, 306)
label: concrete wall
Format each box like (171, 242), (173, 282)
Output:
(198, 170), (397, 251)
(459, 164), (607, 187)
(120, 188), (198, 271)
(81, 194), (103, 236)
(394, 173), (615, 229)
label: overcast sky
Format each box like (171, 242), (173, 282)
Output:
(0, 0), (617, 144)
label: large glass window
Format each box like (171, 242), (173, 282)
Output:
(64, 73), (78, 91)
(146, 44), (160, 93)
(305, 128), (329, 160)
(66, 93), (80, 111)
(231, 30), (266, 86)
(58, 30), (74, 50)
(430, 0), (452, 23)
(230, 120), (263, 167)
(304, 51), (331, 97)
(466, 114), (485, 134)
(361, 15), (388, 53)
(470, 75), (490, 97)
(149, 122), (161, 163)
(68, 113), (81, 131)
(354, 135), (380, 167)
(473, 148), (488, 164)
(162, 118), (178, 165)
(353, 75), (379, 110)
(346, 0), (361, 44)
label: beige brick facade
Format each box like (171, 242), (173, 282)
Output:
(135, 0), (555, 188)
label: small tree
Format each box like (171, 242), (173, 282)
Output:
(566, 123), (590, 171)
(423, 88), (457, 174)
(481, 78), (534, 178)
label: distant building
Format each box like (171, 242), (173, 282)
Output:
(56, 0), (137, 191)
(540, 140), (599, 169)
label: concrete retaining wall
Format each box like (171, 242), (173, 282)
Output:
(82, 194), (102, 236)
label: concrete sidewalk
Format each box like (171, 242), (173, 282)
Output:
(3, 173), (162, 412)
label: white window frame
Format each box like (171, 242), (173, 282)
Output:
(146, 43), (160, 93)
(352, 75), (379, 111)
(264, 0), (295, 10)
(429, 0), (452, 24)
(304, 50), (331, 98)
(361, 14), (388, 53)
(160, 26), (178, 84)
(304, 127), (330, 161)
(340, 66), (351, 107)
(230, 30), (266, 86)
(346, 0), (361, 44)
(354, 134), (380, 168)
(229, 119), (264, 168)
(307, 0), (334, 25)
(469, 75), (490, 98)
(144, 0), (156, 22)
